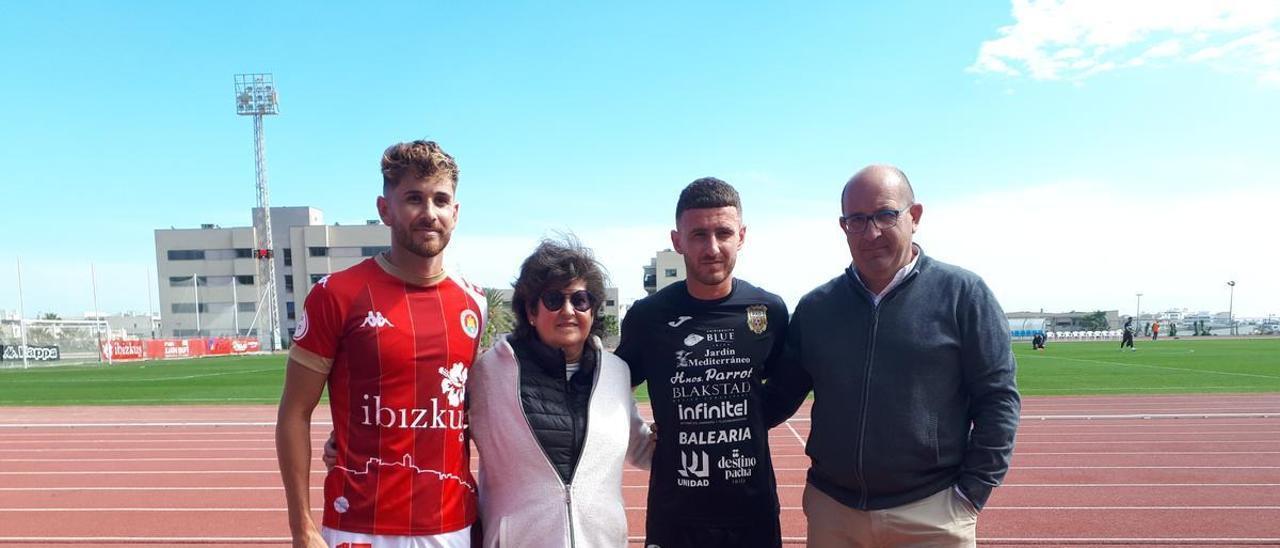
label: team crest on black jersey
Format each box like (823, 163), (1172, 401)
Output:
(746, 305), (768, 334)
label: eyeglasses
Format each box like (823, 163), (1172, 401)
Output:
(839, 204), (912, 234)
(539, 289), (596, 312)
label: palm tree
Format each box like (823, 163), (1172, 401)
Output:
(482, 288), (514, 350)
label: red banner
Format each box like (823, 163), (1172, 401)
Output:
(101, 340), (145, 361)
(101, 337), (262, 362)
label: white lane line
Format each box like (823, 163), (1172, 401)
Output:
(0, 457), (279, 463)
(998, 483), (1280, 487)
(978, 538), (1280, 545)
(0, 486), (318, 491)
(0, 422), (328, 428)
(1016, 440), (1280, 445)
(10, 483), (1275, 492)
(0, 538), (292, 544)
(7, 505), (1280, 512)
(1018, 354), (1280, 380)
(1016, 451), (1280, 455)
(0, 470), (325, 475)
(784, 421), (806, 448)
(1013, 465), (1280, 469)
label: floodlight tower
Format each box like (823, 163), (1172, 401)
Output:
(1227, 281), (1236, 336)
(235, 73), (282, 352)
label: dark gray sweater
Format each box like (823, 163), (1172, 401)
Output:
(764, 250), (1020, 510)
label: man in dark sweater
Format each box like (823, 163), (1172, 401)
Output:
(764, 165), (1021, 547)
(618, 177), (788, 548)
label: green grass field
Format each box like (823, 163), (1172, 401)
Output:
(0, 338), (1276, 405)
(1012, 337), (1280, 395)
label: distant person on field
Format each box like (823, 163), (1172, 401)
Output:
(764, 165), (1021, 547)
(1152, 320), (1160, 341)
(1121, 317), (1136, 351)
(276, 140), (484, 548)
(1032, 332), (1046, 350)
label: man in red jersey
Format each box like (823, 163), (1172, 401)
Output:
(276, 140), (486, 548)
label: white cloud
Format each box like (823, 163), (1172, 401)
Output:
(971, 0), (1280, 85)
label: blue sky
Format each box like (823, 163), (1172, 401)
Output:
(2, 1), (1278, 319)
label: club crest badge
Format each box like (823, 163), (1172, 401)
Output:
(460, 309), (480, 339)
(746, 305), (768, 334)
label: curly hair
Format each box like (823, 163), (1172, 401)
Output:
(510, 237), (608, 342)
(675, 177), (741, 221)
(381, 140), (459, 192)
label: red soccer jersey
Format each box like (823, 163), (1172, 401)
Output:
(289, 255), (486, 536)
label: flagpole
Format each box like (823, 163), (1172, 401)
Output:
(16, 259), (29, 370)
(91, 263), (105, 365)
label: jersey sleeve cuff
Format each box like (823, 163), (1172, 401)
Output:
(288, 345), (333, 375)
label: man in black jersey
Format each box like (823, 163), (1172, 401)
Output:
(616, 177), (788, 548)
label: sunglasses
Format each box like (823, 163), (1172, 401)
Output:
(539, 289), (596, 312)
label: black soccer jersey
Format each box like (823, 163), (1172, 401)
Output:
(617, 278), (788, 525)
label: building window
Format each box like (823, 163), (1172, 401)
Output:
(234, 248), (253, 258)
(167, 250), (205, 261)
(310, 274), (327, 284)
(309, 247), (329, 257)
(285, 275), (294, 293)
(236, 275), (254, 285)
(361, 246), (391, 257)
(286, 301), (296, 320)
(171, 303), (209, 314)
(605, 299), (615, 307)
(664, 269), (678, 277)
(169, 276), (212, 287)
(204, 249), (238, 261)
(283, 248), (292, 267)
(237, 302), (255, 313)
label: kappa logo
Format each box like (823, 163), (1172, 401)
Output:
(668, 315), (693, 327)
(683, 333), (704, 347)
(361, 310), (394, 328)
(317, 275), (331, 288)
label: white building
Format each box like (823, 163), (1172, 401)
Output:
(154, 206), (389, 344)
(643, 249), (685, 295)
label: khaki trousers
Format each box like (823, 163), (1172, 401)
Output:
(802, 483), (977, 547)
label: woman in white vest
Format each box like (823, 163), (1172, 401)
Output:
(469, 238), (654, 547)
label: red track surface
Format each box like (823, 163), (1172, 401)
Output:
(1, 394), (1278, 546)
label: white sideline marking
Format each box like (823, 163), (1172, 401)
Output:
(1018, 354), (1280, 380)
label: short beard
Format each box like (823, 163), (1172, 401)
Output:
(393, 225), (449, 259)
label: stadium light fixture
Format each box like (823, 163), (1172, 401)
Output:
(234, 73), (282, 352)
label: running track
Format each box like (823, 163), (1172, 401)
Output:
(1, 394), (1278, 546)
